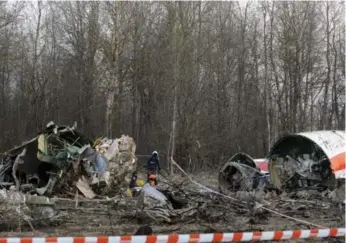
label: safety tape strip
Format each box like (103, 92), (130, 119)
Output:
(0, 228), (344, 243)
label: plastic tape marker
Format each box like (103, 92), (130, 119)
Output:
(0, 228), (344, 243)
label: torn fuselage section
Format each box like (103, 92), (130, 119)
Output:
(268, 131), (345, 192)
(218, 131), (345, 202)
(218, 153), (270, 193)
(0, 121), (109, 196)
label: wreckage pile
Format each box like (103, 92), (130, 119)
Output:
(0, 127), (344, 237)
(0, 121), (142, 231)
(1, 170), (345, 236)
(0, 122), (137, 198)
(218, 131), (345, 204)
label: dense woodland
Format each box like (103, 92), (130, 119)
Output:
(0, 1), (344, 171)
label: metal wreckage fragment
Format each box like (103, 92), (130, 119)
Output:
(0, 121), (194, 226)
(218, 130), (345, 203)
(0, 121), (137, 198)
(218, 153), (270, 193)
(131, 183), (195, 224)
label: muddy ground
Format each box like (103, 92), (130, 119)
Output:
(0, 172), (344, 242)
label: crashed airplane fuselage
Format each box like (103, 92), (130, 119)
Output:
(268, 130), (345, 190)
(219, 130), (345, 194)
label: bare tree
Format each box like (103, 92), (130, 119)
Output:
(0, 1), (344, 171)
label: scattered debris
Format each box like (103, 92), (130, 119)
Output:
(0, 170), (344, 236)
(0, 127), (344, 236)
(135, 183), (172, 223)
(0, 188), (58, 231)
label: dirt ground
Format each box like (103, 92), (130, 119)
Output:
(0, 172), (344, 242)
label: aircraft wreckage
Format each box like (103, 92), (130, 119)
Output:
(0, 121), (193, 227)
(218, 130), (345, 202)
(0, 121), (137, 198)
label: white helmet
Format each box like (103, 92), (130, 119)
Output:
(152, 151), (158, 156)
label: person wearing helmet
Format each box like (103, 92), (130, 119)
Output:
(147, 151), (161, 186)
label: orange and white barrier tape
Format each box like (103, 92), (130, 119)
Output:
(0, 228), (344, 242)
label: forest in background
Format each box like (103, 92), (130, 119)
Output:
(0, 1), (344, 171)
